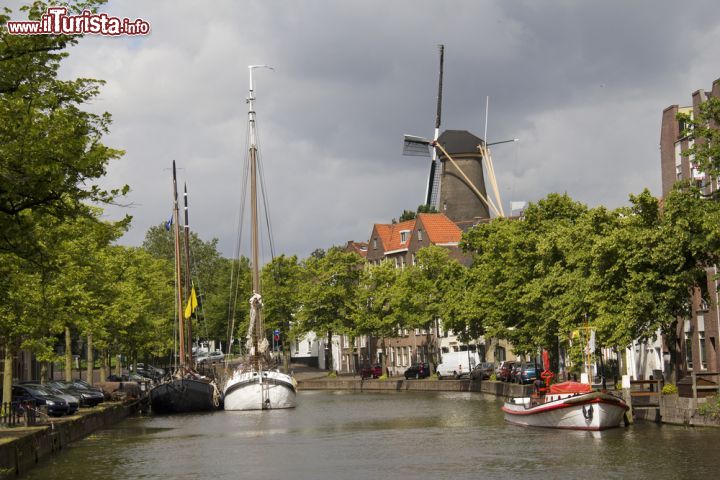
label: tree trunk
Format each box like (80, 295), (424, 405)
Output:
(86, 334), (93, 386)
(99, 349), (108, 383)
(664, 320), (679, 384)
(381, 337), (388, 377)
(115, 352), (122, 376)
(2, 345), (13, 407)
(64, 326), (72, 381)
(326, 331), (333, 372)
(283, 338), (290, 374)
(40, 362), (48, 384)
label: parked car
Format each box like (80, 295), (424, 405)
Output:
(135, 365), (162, 381)
(10, 385), (69, 416)
(515, 364), (539, 385)
(470, 362), (496, 380)
(49, 380), (104, 407)
(404, 363), (430, 379)
(360, 364), (383, 379)
(137, 363), (165, 377)
(497, 361), (516, 382)
(197, 350), (225, 364)
(33, 384), (80, 414)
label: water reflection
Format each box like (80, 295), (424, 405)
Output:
(20, 391), (720, 480)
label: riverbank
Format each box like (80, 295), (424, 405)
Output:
(0, 401), (140, 479)
(297, 375), (532, 397)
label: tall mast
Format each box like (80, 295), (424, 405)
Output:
(172, 161), (186, 368)
(247, 65), (272, 294)
(183, 183), (193, 366)
(247, 65), (272, 363)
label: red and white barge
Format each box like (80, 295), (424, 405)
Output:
(502, 381), (629, 431)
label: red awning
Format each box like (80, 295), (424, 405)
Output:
(548, 381), (593, 394)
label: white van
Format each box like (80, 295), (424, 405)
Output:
(436, 351), (480, 379)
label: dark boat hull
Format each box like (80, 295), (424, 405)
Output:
(150, 378), (218, 414)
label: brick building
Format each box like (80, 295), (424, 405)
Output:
(659, 78), (720, 378)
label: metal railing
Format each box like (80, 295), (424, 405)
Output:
(629, 379), (663, 408)
(0, 401), (38, 427)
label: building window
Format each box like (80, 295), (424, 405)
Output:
(373, 238), (377, 250)
(685, 333), (693, 370)
(418, 229), (423, 241)
(307, 340), (312, 354)
(412, 253), (416, 265)
(699, 332), (707, 370)
(400, 230), (409, 243)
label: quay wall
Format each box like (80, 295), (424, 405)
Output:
(633, 395), (720, 427)
(298, 378), (531, 398)
(0, 402), (139, 479)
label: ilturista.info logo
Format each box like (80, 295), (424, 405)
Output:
(6, 7), (150, 36)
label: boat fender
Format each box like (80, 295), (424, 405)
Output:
(582, 404), (594, 421)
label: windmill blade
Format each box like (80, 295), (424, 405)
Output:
(402, 135), (432, 157)
(426, 160), (440, 206)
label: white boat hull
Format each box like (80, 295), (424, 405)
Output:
(502, 392), (628, 431)
(223, 369), (297, 411)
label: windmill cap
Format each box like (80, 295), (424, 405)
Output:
(437, 130), (485, 155)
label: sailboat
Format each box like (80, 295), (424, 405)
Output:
(223, 66), (297, 411)
(149, 161), (221, 414)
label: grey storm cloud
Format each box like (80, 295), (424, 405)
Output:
(8, 0), (719, 260)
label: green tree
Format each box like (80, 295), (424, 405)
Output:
(679, 97), (720, 188)
(262, 255), (302, 370)
(141, 224), (234, 351)
(0, 1), (128, 261)
(298, 248), (363, 371)
(354, 260), (399, 373)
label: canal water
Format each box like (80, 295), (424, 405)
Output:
(21, 391), (720, 479)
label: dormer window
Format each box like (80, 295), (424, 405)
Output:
(400, 230), (410, 243)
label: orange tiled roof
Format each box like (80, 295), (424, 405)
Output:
(417, 213), (462, 244)
(346, 241), (368, 257)
(384, 219), (416, 252)
(372, 220), (416, 253)
(373, 224), (393, 251)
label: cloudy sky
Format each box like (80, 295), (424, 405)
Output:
(9, 1), (720, 260)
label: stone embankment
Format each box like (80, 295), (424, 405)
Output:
(298, 377), (531, 397)
(0, 401), (140, 479)
(633, 394), (720, 427)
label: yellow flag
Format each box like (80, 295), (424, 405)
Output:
(184, 286), (198, 319)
